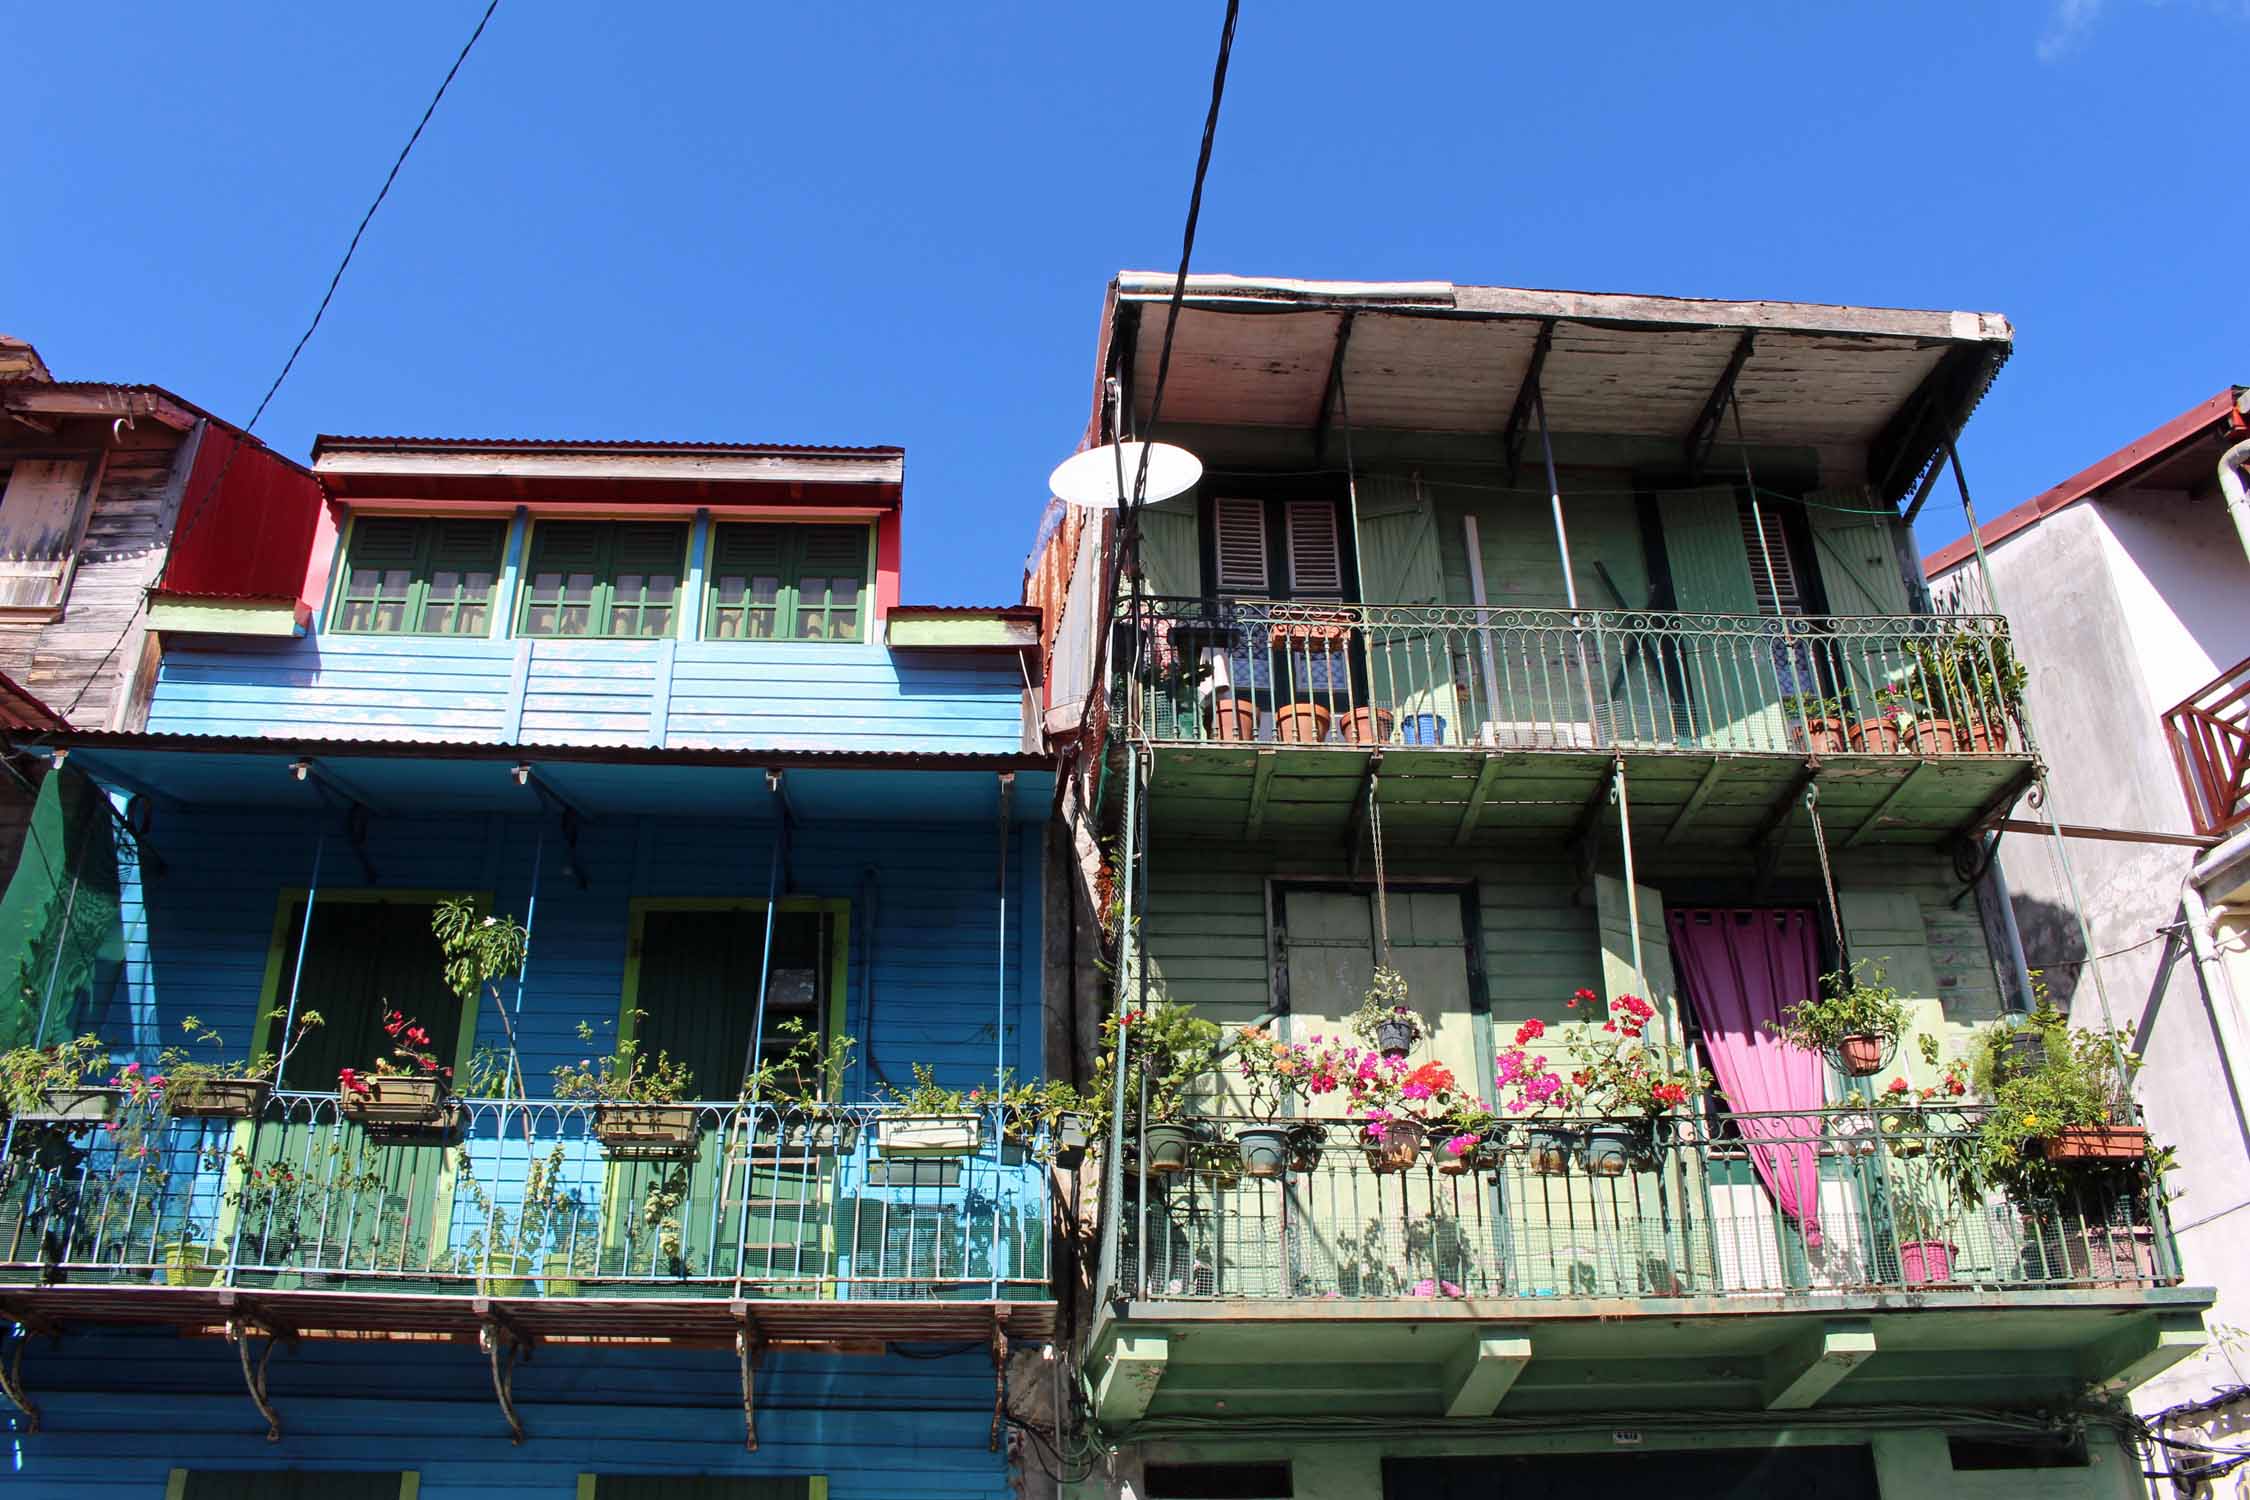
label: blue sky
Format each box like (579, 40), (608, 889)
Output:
(8, 2), (2246, 603)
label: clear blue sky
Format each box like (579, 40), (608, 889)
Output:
(8, 2), (2245, 603)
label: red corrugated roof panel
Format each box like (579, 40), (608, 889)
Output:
(158, 429), (328, 603)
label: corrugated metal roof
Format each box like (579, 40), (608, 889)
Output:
(34, 727), (1044, 771)
(888, 604), (1042, 617)
(315, 434), (902, 457)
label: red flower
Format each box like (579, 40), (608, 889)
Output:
(417, 1054), (440, 1072)
(405, 1026), (430, 1047)
(1884, 1076), (1909, 1096)
(1514, 1018), (1545, 1046)
(1945, 1077), (1966, 1097)
(337, 1067), (372, 1098)
(1572, 988), (1597, 1004)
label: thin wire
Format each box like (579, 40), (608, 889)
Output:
(61, 1), (502, 719)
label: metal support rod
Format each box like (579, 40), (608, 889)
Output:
(1098, 749), (1141, 1305)
(1732, 397), (1787, 615)
(0, 1329), (38, 1434)
(992, 770), (1013, 1302)
(27, 872), (82, 1054)
(272, 830), (327, 1092)
(229, 1320), (283, 1443)
(1534, 386), (1578, 612)
(735, 774), (789, 1292)
(737, 1325), (759, 1451)
(1610, 758), (1669, 1054)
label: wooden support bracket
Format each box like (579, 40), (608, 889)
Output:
(1443, 1326), (1533, 1417)
(1345, 751), (1383, 878)
(988, 1316), (1010, 1453)
(1501, 321), (1556, 484)
(1749, 762), (1819, 895)
(226, 1316), (289, 1443)
(1844, 763), (1933, 849)
(1663, 759), (1730, 845)
(1567, 762), (1619, 884)
(0, 1328), (38, 1434)
(1312, 311), (1358, 465)
(1453, 753), (1506, 846)
(736, 1313), (759, 1452)
(478, 1310), (534, 1445)
(1763, 1318), (1876, 1410)
(1093, 1333), (1168, 1427)
(1685, 332), (1757, 479)
(1245, 749), (1277, 840)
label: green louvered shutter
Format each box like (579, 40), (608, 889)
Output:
(520, 522), (605, 636)
(1353, 474), (1456, 735)
(1136, 505), (1202, 599)
(607, 522), (688, 638)
(1659, 488), (1783, 749)
(421, 519), (505, 635)
(793, 524), (869, 641)
(1807, 488), (1911, 616)
(333, 517), (426, 633)
(710, 523), (788, 639)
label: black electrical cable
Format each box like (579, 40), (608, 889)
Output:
(59, 0), (504, 720)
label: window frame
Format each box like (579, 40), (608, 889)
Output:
(703, 522), (874, 644)
(515, 519), (691, 641)
(328, 514), (508, 638)
(1201, 490), (1356, 603)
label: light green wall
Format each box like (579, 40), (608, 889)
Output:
(1425, 472), (1651, 610)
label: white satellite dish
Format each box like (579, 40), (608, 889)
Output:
(1049, 441), (1202, 510)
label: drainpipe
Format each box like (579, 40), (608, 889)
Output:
(2218, 435), (2250, 571)
(2180, 875), (2250, 1151)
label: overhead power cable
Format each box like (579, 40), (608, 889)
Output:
(60, 0), (504, 720)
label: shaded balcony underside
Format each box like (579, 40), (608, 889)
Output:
(1117, 744), (2034, 850)
(0, 1283), (1055, 1346)
(1088, 1288), (2209, 1430)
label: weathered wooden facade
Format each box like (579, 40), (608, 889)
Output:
(0, 437), (1061, 1497)
(1040, 275), (2212, 1500)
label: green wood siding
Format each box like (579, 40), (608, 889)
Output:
(1431, 479), (1649, 609)
(633, 908), (827, 1098)
(1137, 506), (1203, 599)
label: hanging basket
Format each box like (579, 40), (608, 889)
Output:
(166, 1077), (272, 1121)
(1835, 1035), (1888, 1077)
(1363, 1120), (1425, 1175)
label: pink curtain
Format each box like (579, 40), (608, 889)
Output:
(1668, 908), (1826, 1246)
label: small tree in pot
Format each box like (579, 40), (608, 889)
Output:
(553, 1018), (699, 1159)
(1774, 963), (1910, 1078)
(1093, 1000), (1221, 1174)
(1228, 1027), (1302, 1178)
(1350, 967), (1420, 1058)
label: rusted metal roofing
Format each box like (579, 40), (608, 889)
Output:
(0, 672), (69, 732)
(1925, 387), (2250, 577)
(887, 604), (1043, 618)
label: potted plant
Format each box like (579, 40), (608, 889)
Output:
(1428, 1097), (1502, 1176)
(1351, 967), (1420, 1058)
(998, 1076), (1093, 1167)
(1903, 632), (2026, 754)
(1773, 963), (1910, 1078)
(1209, 694), (1259, 741)
(1892, 1177), (1957, 1286)
(875, 1064), (986, 1158)
(1783, 690), (1848, 754)
(338, 1011), (456, 1130)
(1966, 1004), (2153, 1192)
(1339, 707), (1395, 746)
(1094, 1000), (1221, 1175)
(160, 1220), (220, 1288)
(1, 1034), (114, 1124)
(1228, 1026), (1302, 1178)
(1844, 684), (1919, 753)
(553, 1017), (701, 1158)
(1272, 699), (1333, 744)
(1571, 996), (1708, 1175)
(1496, 1009), (1580, 1175)
(1351, 1056), (1459, 1175)
(1268, 605), (1356, 648)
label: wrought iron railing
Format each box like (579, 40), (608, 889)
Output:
(1115, 599), (2027, 756)
(2163, 655), (2250, 838)
(0, 1095), (1051, 1301)
(1113, 1111), (2173, 1302)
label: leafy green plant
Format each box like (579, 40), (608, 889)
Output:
(0, 1034), (108, 1115)
(742, 1016), (857, 1105)
(551, 1014), (695, 1105)
(878, 1062), (986, 1116)
(1964, 1002), (2149, 1200)
(1903, 632), (2027, 729)
(1347, 966), (1418, 1051)
(1773, 963), (1911, 1053)
(452, 1142), (588, 1278)
(997, 1074), (1091, 1146)
(1781, 690), (1844, 723)
(433, 898), (530, 1098)
(1092, 999), (1221, 1128)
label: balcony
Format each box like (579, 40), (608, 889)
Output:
(1111, 600), (2036, 849)
(0, 1095), (1055, 1348)
(2164, 654), (2250, 838)
(1087, 1109), (2206, 1427)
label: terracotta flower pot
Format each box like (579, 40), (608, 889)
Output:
(1797, 717), (1848, 754)
(1210, 695), (1260, 742)
(1273, 703), (1332, 744)
(1898, 1239), (1955, 1286)
(1364, 1120), (1425, 1175)
(1837, 1035), (1887, 1077)
(1528, 1127), (1580, 1177)
(1908, 720), (1962, 755)
(2039, 1124), (2147, 1162)
(1847, 718), (1905, 753)
(1339, 707), (1395, 746)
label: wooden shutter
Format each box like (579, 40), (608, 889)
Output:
(1353, 476), (1442, 606)
(1213, 498), (1269, 593)
(528, 520), (603, 571)
(1283, 500), (1344, 598)
(347, 516), (427, 568)
(1595, 874), (1678, 1019)
(0, 459), (88, 610)
(712, 522), (786, 573)
(1739, 506), (1804, 614)
(1136, 507), (1202, 598)
(1806, 487), (1911, 616)
(796, 524), (867, 580)
(611, 522), (687, 575)
(429, 518), (504, 569)
(1659, 488), (1761, 614)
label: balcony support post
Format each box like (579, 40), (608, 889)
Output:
(478, 1309), (533, 1445)
(1094, 1332), (1168, 1426)
(736, 1316), (759, 1451)
(1443, 1326), (1533, 1417)
(2081, 1309), (2207, 1395)
(1245, 748), (1277, 839)
(0, 1325), (38, 1435)
(1750, 763), (1820, 898)
(988, 1316), (1010, 1452)
(1762, 1318), (1876, 1410)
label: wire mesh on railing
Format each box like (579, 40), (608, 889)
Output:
(0, 1096), (1050, 1301)
(1115, 1112), (2171, 1302)
(1117, 599), (2025, 756)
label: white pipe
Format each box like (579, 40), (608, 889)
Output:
(2181, 878), (2250, 1152)
(2219, 436), (2250, 571)
(1461, 511), (1501, 729)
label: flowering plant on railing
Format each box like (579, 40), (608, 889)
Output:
(1494, 991), (1710, 1121)
(1094, 999), (1222, 1128)
(337, 1011), (452, 1096)
(1348, 966), (1421, 1056)
(551, 1015), (696, 1105)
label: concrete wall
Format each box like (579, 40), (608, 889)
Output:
(1934, 495), (2250, 1415)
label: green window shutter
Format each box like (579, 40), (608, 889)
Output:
(709, 523), (786, 640)
(1658, 488), (1761, 614)
(1595, 874), (1677, 1019)
(350, 518), (426, 567)
(333, 517), (428, 634)
(421, 519), (506, 636)
(528, 521), (605, 572)
(1136, 507), (1202, 599)
(607, 522), (687, 638)
(792, 524), (868, 640)
(707, 523), (867, 641)
(520, 521), (604, 637)
(1806, 487), (1911, 616)
(1354, 474), (1444, 606)
(612, 522), (688, 573)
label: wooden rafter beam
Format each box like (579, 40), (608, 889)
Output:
(1844, 763), (1933, 848)
(1311, 310), (1358, 465)
(1568, 760), (1619, 882)
(1345, 751), (1384, 878)
(1501, 320), (1556, 484)
(1453, 753), (1506, 846)
(1763, 1319), (1876, 1410)
(1749, 762), (1818, 894)
(1245, 749), (1277, 839)
(1443, 1326), (1533, 1417)
(1663, 758), (1730, 845)
(1684, 332), (1757, 480)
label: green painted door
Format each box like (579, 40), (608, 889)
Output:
(624, 908), (834, 1289)
(240, 900), (459, 1281)
(1354, 473), (1460, 739)
(1281, 889), (1480, 1096)
(181, 1473), (408, 1500)
(1659, 487), (1785, 750)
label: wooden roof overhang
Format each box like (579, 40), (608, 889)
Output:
(1104, 274), (2014, 503)
(1114, 743), (2038, 858)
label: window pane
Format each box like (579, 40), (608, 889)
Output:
(556, 604), (590, 636)
(752, 575), (780, 607)
(711, 607), (742, 640)
(424, 603), (455, 633)
(372, 600), (405, 631)
(337, 599), (371, 631)
(643, 606), (671, 637)
(563, 571), (595, 603)
(616, 572), (645, 602)
(458, 602), (488, 634)
(714, 574), (746, 605)
(798, 608), (825, 639)
(647, 574), (676, 604)
(745, 608), (775, 640)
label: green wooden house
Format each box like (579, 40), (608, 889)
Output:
(1034, 274), (2210, 1500)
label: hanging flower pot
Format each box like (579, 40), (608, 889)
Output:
(1374, 1015), (1419, 1058)
(1210, 694), (1259, 742)
(592, 1102), (704, 1158)
(1898, 1239), (1956, 1286)
(1234, 1125), (1294, 1179)
(2038, 1124), (2148, 1162)
(1273, 703), (1333, 743)
(1051, 1112), (1091, 1169)
(1140, 1122), (1200, 1174)
(1339, 707), (1395, 746)
(165, 1077), (272, 1121)
(875, 1113), (983, 1159)
(162, 1241), (220, 1288)
(1527, 1127), (1580, 1176)
(1836, 1035), (1887, 1077)
(339, 1073), (454, 1132)
(1363, 1119), (1425, 1175)
(1430, 1136), (1499, 1176)
(1286, 1122), (1327, 1175)
(1582, 1123), (1649, 1177)
(20, 1087), (115, 1125)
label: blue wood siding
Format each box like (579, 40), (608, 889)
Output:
(7, 1332), (1015, 1497)
(148, 635), (1027, 755)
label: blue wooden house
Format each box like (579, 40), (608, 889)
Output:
(0, 436), (1061, 1498)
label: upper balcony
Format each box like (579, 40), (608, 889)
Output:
(2164, 653), (2250, 839)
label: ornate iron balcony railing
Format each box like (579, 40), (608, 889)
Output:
(1112, 1110), (2172, 1303)
(0, 1095), (1051, 1302)
(1114, 598), (2027, 756)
